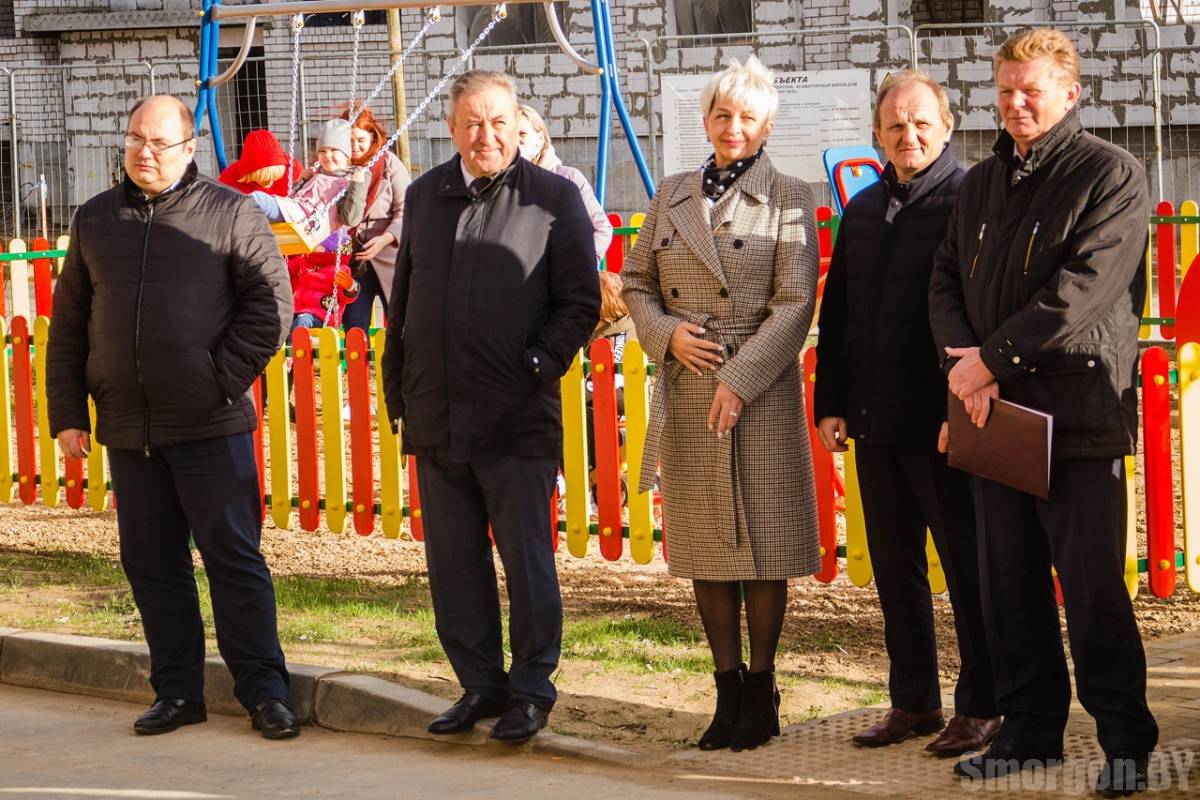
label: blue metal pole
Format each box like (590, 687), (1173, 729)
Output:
(207, 7), (227, 168)
(193, 0), (212, 134)
(597, 0), (654, 198)
(589, 0), (612, 207)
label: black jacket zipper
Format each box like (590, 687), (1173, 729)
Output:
(135, 202), (154, 456)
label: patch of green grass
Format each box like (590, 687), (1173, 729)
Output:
(562, 616), (711, 674)
(0, 550), (127, 590)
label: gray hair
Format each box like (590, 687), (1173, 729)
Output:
(447, 70), (517, 123)
(872, 70), (954, 131)
(699, 55), (779, 122)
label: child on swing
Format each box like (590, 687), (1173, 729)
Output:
(250, 119), (368, 233)
(287, 229), (360, 336)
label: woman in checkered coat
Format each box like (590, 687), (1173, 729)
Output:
(621, 56), (821, 753)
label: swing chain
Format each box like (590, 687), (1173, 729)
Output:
(287, 13), (305, 196)
(348, 10), (365, 115)
(301, 8), (506, 236)
(344, 6), (441, 133)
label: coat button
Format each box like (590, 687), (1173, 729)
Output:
(1012, 356), (1021, 364)
(670, 288), (679, 298)
(860, 408), (868, 416)
(1087, 359), (1096, 368)
(719, 288), (729, 298)
(660, 238), (669, 247)
(733, 239), (744, 249)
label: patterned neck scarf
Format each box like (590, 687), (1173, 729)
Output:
(701, 148), (763, 200)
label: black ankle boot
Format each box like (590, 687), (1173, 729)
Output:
(729, 668), (780, 752)
(697, 664), (744, 750)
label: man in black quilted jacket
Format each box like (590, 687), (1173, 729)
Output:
(46, 96), (299, 740)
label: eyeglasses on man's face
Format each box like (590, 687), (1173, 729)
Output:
(123, 134), (195, 154)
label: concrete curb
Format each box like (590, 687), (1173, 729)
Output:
(0, 628), (632, 764)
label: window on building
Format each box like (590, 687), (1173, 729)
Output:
(671, 0), (753, 37)
(216, 46), (268, 158)
(457, 4), (565, 48)
(0, 1), (14, 40)
(910, 0), (987, 26)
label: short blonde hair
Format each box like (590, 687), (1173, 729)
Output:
(239, 164), (286, 186)
(517, 104), (553, 166)
(447, 70), (517, 124)
(700, 55), (779, 122)
(873, 70), (954, 130)
(995, 29), (1080, 86)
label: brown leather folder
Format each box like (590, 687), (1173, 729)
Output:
(947, 392), (1053, 499)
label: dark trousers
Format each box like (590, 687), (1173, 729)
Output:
(341, 263), (385, 333)
(973, 458), (1158, 755)
(855, 443), (996, 718)
(415, 453), (561, 710)
(108, 433), (289, 712)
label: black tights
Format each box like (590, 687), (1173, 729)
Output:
(693, 579), (787, 674)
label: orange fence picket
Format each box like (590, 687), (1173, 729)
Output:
(32, 237), (54, 318)
(1155, 201), (1178, 340)
(11, 317), (36, 504)
(408, 455), (424, 541)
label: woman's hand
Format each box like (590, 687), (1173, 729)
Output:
(354, 232), (396, 261)
(707, 381), (744, 438)
(668, 322), (724, 375)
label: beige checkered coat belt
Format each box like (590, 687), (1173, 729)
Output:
(621, 154), (822, 581)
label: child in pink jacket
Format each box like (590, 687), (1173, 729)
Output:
(251, 119), (368, 233)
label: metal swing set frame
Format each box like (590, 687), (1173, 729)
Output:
(192, 0), (656, 219)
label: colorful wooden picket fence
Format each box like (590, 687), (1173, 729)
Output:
(3, 203), (1200, 596)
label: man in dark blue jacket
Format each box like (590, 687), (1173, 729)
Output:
(815, 72), (999, 756)
(382, 71), (599, 744)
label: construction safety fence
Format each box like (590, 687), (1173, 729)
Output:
(2, 207), (1200, 600)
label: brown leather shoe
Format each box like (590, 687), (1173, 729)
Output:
(852, 708), (944, 747)
(924, 714), (1002, 756)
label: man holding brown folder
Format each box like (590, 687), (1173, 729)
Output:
(928, 29), (1157, 794)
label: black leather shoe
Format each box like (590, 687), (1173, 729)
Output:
(490, 701), (549, 744)
(250, 698), (301, 740)
(133, 698), (207, 735)
(427, 692), (507, 735)
(953, 737), (1063, 779)
(1095, 752), (1151, 797)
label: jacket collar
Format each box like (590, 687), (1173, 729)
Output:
(992, 105), (1083, 179)
(123, 160), (200, 207)
(437, 152), (520, 198)
(882, 145), (959, 207)
(667, 150), (776, 208)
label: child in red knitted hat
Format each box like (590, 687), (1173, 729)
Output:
(219, 129), (301, 197)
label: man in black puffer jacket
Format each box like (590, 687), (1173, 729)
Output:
(928, 31), (1157, 792)
(814, 72), (999, 757)
(46, 96), (299, 740)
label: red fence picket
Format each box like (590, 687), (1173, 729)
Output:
(11, 317), (36, 504)
(346, 327), (375, 536)
(802, 348), (838, 583)
(32, 237), (54, 318)
(589, 337), (623, 561)
(408, 456), (424, 541)
(604, 213), (624, 273)
(292, 328), (321, 531)
(1141, 346), (1177, 598)
(1156, 201), (1177, 340)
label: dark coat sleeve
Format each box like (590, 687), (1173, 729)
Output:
(211, 195), (293, 401)
(813, 224), (849, 422)
(979, 160), (1151, 384)
(928, 191), (980, 376)
(382, 182), (414, 429)
(527, 181), (601, 384)
(46, 214), (93, 437)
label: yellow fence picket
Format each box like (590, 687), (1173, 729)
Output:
(318, 327), (347, 534)
(0, 318), (12, 504)
(86, 399), (107, 511)
(629, 212), (645, 249)
(623, 340), (654, 564)
(926, 532), (947, 594)
(1125, 455), (1141, 599)
(561, 350), (590, 557)
(33, 317), (58, 507)
(842, 443), (872, 587)
(373, 330), (403, 539)
(1140, 236), (1152, 340)
(265, 349), (293, 530)
(1182, 200), (1199, 279)
(1179, 344), (1200, 593)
